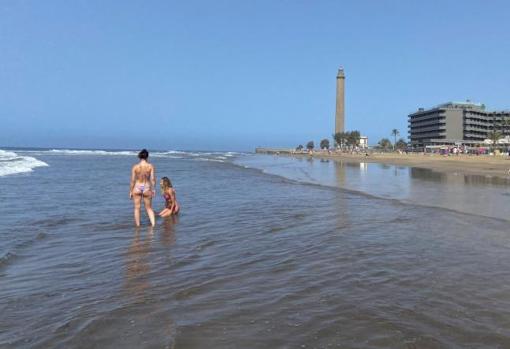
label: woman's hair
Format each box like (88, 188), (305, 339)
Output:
(161, 176), (173, 190)
(138, 149), (149, 160)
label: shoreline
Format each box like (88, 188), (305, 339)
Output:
(255, 148), (510, 179)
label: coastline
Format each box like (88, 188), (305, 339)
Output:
(255, 148), (510, 179)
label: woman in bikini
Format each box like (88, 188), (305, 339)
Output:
(129, 149), (156, 227)
(159, 177), (180, 217)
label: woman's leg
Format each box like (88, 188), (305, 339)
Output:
(143, 192), (156, 227)
(159, 208), (170, 217)
(159, 208), (171, 216)
(159, 209), (172, 218)
(133, 193), (142, 227)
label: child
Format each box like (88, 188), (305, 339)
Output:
(159, 177), (180, 217)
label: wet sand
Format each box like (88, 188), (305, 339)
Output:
(257, 149), (510, 179)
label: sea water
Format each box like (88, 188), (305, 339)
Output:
(1, 149), (509, 348)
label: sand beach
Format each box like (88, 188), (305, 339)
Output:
(256, 149), (510, 179)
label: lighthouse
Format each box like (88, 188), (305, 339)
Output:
(335, 67), (345, 134)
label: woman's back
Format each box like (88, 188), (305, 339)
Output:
(133, 162), (153, 184)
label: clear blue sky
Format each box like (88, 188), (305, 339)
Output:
(1, 0), (509, 151)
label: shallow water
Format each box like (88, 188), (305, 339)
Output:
(237, 155), (510, 221)
(1, 150), (510, 348)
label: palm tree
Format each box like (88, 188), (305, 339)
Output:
(395, 138), (407, 150)
(320, 139), (330, 150)
(333, 132), (347, 149)
(488, 115), (503, 152)
(501, 116), (510, 137)
(391, 129), (400, 150)
(487, 129), (502, 151)
(378, 138), (392, 151)
(347, 131), (361, 148)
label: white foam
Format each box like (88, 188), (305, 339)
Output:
(0, 150), (18, 160)
(48, 149), (137, 156)
(151, 153), (184, 159)
(46, 149), (192, 158)
(151, 150), (187, 158)
(9, 149), (243, 164)
(0, 150), (49, 177)
(193, 158), (225, 163)
(163, 150), (187, 155)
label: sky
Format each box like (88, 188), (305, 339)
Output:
(1, 0), (510, 151)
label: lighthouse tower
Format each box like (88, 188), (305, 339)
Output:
(335, 67), (345, 134)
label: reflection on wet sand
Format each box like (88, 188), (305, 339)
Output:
(410, 167), (510, 186)
(334, 161), (351, 227)
(404, 167), (510, 218)
(160, 216), (178, 247)
(125, 228), (153, 300)
(124, 218), (179, 300)
(334, 161), (346, 187)
(325, 160), (509, 220)
(237, 154), (510, 220)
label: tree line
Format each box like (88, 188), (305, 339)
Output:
(296, 129), (408, 151)
(295, 116), (510, 153)
(487, 116), (510, 149)
(377, 129), (407, 151)
(296, 131), (361, 151)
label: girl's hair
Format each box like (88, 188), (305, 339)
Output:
(138, 149), (149, 160)
(161, 176), (173, 190)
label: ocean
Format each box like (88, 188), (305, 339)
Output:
(1, 148), (510, 348)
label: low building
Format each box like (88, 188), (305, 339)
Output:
(359, 136), (368, 149)
(408, 101), (510, 148)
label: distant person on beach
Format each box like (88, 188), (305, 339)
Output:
(159, 177), (180, 217)
(129, 149), (156, 227)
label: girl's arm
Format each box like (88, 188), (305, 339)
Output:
(129, 166), (136, 198)
(165, 188), (174, 210)
(169, 189), (177, 212)
(151, 165), (156, 196)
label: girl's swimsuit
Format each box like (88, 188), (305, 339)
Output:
(137, 184), (150, 193)
(164, 193), (172, 207)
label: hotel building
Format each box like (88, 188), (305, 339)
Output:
(408, 101), (510, 147)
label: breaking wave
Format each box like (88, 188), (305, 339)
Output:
(0, 150), (49, 177)
(48, 149), (137, 156)
(13, 148), (245, 165)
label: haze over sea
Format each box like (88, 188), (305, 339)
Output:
(1, 148), (510, 348)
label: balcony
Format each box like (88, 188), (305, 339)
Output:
(409, 119), (446, 128)
(464, 120), (490, 127)
(410, 125), (446, 133)
(410, 131), (446, 138)
(464, 125), (489, 132)
(464, 132), (487, 139)
(408, 114), (444, 123)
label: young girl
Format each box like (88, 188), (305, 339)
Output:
(159, 177), (180, 217)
